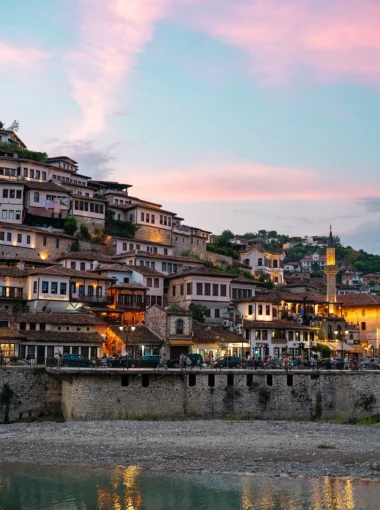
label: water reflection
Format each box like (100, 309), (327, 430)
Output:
(0, 463), (379, 510)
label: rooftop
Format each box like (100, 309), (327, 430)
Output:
(166, 266), (236, 279)
(56, 251), (113, 262)
(14, 312), (104, 325)
(109, 324), (162, 345)
(113, 250), (204, 264)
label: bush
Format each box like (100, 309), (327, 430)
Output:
(79, 223), (91, 241)
(63, 216), (77, 236)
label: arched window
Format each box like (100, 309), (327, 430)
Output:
(258, 258), (263, 266)
(244, 258), (250, 266)
(273, 260), (278, 268)
(176, 319), (184, 335)
(34, 192), (39, 203)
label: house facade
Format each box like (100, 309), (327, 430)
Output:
(240, 245), (284, 284)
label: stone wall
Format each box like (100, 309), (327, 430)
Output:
(172, 233), (207, 258)
(0, 367), (62, 422)
(144, 306), (167, 340)
(134, 225), (172, 245)
(34, 233), (73, 260)
(59, 369), (380, 422)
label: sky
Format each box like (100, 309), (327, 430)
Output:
(1, 0), (380, 252)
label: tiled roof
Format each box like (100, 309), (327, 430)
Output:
(339, 294), (380, 306)
(243, 319), (318, 331)
(0, 310), (13, 320)
(14, 312), (104, 325)
(22, 180), (71, 192)
(109, 324), (162, 345)
(127, 265), (165, 277)
(92, 263), (165, 277)
(113, 250), (203, 264)
(26, 265), (116, 280)
(92, 263), (132, 272)
(110, 283), (147, 290)
(0, 267), (28, 277)
(0, 222), (73, 238)
(112, 236), (173, 247)
(0, 328), (25, 339)
(0, 255), (57, 266)
(22, 331), (104, 344)
(237, 290), (327, 304)
(166, 266), (235, 279)
(55, 251), (113, 262)
(231, 276), (266, 285)
(191, 321), (243, 342)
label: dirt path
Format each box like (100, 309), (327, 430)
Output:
(1, 420), (379, 479)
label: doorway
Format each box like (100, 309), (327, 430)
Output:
(37, 346), (45, 364)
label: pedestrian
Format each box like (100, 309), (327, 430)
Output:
(159, 354), (167, 370)
(0, 350), (4, 366)
(344, 355), (349, 370)
(283, 354), (289, 371)
(55, 351), (62, 369)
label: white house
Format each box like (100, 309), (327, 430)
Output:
(240, 245), (284, 284)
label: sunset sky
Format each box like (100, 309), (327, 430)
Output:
(1, 0), (380, 251)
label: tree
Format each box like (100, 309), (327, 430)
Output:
(70, 239), (80, 252)
(79, 223), (91, 241)
(63, 216), (77, 236)
(0, 383), (14, 424)
(219, 229), (234, 243)
(189, 303), (208, 323)
(268, 230), (278, 238)
(258, 229), (267, 238)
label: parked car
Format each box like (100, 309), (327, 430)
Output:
(360, 360), (380, 370)
(317, 358), (344, 370)
(61, 354), (94, 367)
(135, 355), (161, 368)
(213, 356), (242, 368)
(107, 356), (136, 368)
(183, 353), (203, 367)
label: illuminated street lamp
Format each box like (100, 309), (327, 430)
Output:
(119, 325), (136, 367)
(334, 329), (349, 361)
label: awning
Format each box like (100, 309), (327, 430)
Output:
(192, 343), (219, 350)
(324, 342), (363, 353)
(169, 339), (194, 346)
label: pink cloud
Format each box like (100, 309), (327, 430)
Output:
(127, 156), (380, 203)
(0, 41), (51, 68)
(67, 0), (172, 139)
(181, 0), (380, 84)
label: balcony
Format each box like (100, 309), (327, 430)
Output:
(0, 292), (27, 300)
(70, 293), (111, 304)
(116, 302), (146, 312)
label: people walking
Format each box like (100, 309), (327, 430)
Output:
(55, 351), (62, 369)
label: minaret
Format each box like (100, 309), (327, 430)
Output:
(324, 226), (338, 313)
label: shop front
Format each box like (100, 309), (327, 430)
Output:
(168, 339), (194, 359)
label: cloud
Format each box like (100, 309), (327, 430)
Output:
(182, 0), (380, 84)
(66, 0), (171, 139)
(0, 41), (51, 68)
(358, 197), (380, 213)
(128, 156), (380, 203)
(53, 140), (121, 180)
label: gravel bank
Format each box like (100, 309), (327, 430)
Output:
(1, 420), (379, 479)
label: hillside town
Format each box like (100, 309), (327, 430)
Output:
(0, 127), (379, 365)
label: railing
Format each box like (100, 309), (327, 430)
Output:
(70, 294), (111, 303)
(116, 303), (146, 311)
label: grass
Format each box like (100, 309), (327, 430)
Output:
(348, 414), (380, 426)
(317, 444), (336, 449)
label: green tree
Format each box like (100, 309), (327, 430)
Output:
(70, 239), (80, 252)
(219, 229), (234, 243)
(268, 230), (278, 237)
(258, 229), (267, 238)
(189, 303), (208, 323)
(79, 223), (91, 241)
(63, 216), (77, 236)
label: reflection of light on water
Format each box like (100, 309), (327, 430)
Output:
(97, 466), (143, 510)
(343, 479), (355, 510)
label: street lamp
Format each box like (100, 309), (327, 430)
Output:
(119, 325), (136, 368)
(334, 329), (349, 361)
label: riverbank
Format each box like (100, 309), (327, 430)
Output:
(1, 420), (380, 479)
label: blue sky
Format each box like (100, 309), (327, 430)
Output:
(1, 0), (380, 251)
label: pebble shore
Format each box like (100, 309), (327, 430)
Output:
(1, 420), (379, 479)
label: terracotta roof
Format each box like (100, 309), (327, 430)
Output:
(0, 328), (25, 339)
(14, 312), (104, 325)
(56, 251), (113, 262)
(0, 267), (28, 277)
(231, 276), (266, 285)
(109, 324), (162, 345)
(22, 331), (103, 344)
(0, 310), (13, 320)
(92, 263), (165, 277)
(112, 236), (173, 247)
(339, 294), (380, 306)
(91, 263), (132, 273)
(46, 156), (78, 164)
(166, 266), (235, 279)
(243, 319), (318, 331)
(113, 250), (203, 264)
(0, 255), (57, 266)
(237, 290), (328, 304)
(127, 265), (165, 277)
(22, 180), (71, 192)
(26, 265), (116, 280)
(0, 222), (73, 238)
(191, 321), (244, 342)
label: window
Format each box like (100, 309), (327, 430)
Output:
(16, 211), (21, 220)
(88, 285), (94, 296)
(176, 319), (184, 335)
(258, 258), (263, 266)
(262, 330), (268, 340)
(186, 282), (192, 295)
(215, 309), (220, 318)
(34, 192), (39, 203)
(164, 248), (168, 255)
(51, 282), (58, 294)
(288, 331), (294, 341)
(266, 305), (270, 316)
(180, 284), (184, 296)
(30, 169), (35, 178)
(24, 168), (28, 177)
(361, 322), (366, 331)
(205, 283), (211, 296)
(147, 278), (153, 287)
(0, 232), (4, 241)
(8, 210), (14, 220)
(60, 283), (67, 295)
(172, 286), (176, 297)
(141, 212), (145, 222)
(151, 215), (155, 224)
(212, 284), (218, 296)
(146, 213), (150, 222)
(43, 236), (47, 246)
(160, 215), (163, 224)
(80, 262), (85, 271)
(97, 286), (102, 297)
(29, 323), (36, 331)
(196, 283), (203, 295)
(7, 233), (11, 242)
(42, 172), (46, 181)
(17, 234), (22, 243)
(42, 281), (49, 293)
(36, 170), (40, 179)
(70, 262), (76, 270)
(220, 284), (227, 297)
(248, 304), (253, 315)
(273, 259), (278, 268)
(154, 278), (159, 288)
(33, 281), (37, 293)
(1, 211), (7, 220)
(79, 285), (85, 296)
(20, 322), (26, 331)
(2, 189), (8, 198)
(56, 239), (60, 249)
(162, 262), (167, 272)
(258, 305), (263, 315)
(26, 235), (31, 244)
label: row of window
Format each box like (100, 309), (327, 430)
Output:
(117, 295), (144, 306)
(172, 282), (228, 298)
(52, 174), (87, 186)
(0, 167), (16, 177)
(121, 242), (169, 255)
(146, 295), (162, 307)
(74, 200), (104, 214)
(23, 168), (47, 180)
(0, 287), (24, 298)
(33, 281), (104, 296)
(0, 231), (30, 243)
(74, 190), (90, 197)
(146, 277), (160, 288)
(19, 322), (91, 332)
(2, 189), (22, 199)
(19, 345), (98, 360)
(1, 210), (22, 221)
(140, 212), (156, 224)
(254, 330), (315, 341)
(231, 289), (253, 300)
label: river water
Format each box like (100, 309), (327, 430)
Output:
(0, 463), (379, 510)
